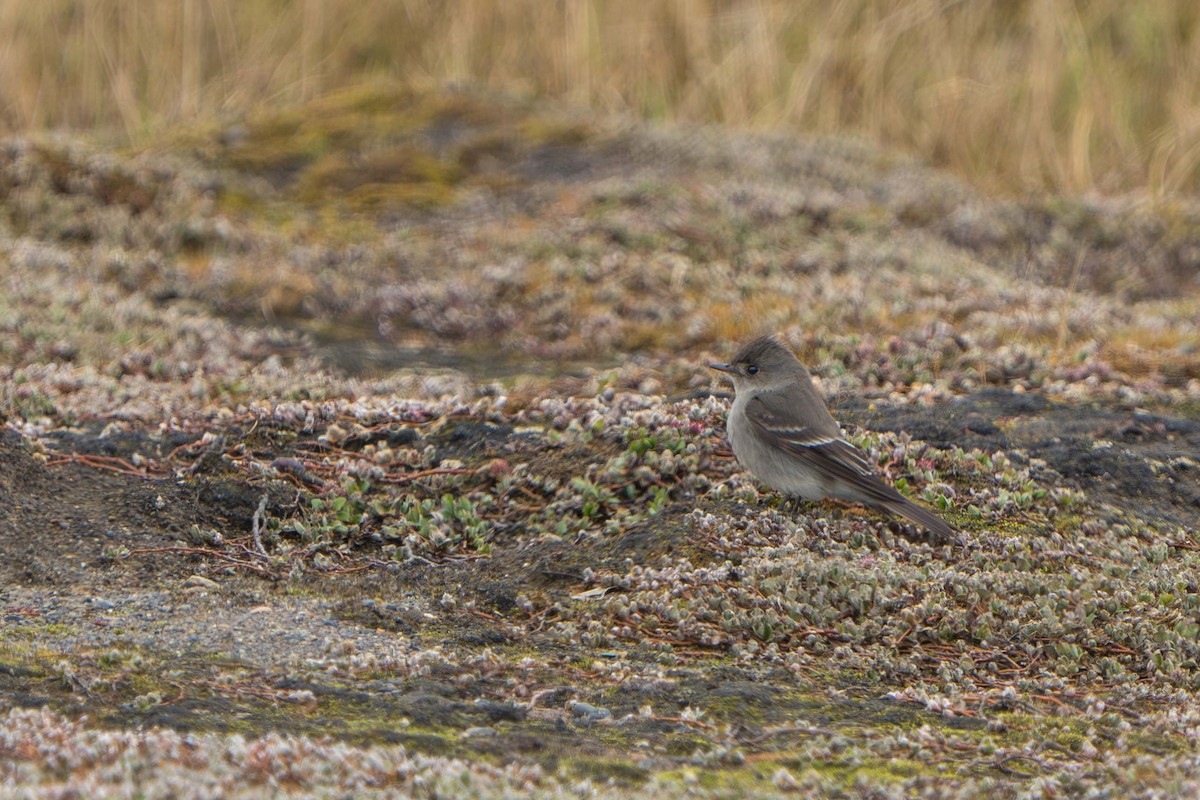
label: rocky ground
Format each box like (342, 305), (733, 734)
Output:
(1, 86), (1199, 798)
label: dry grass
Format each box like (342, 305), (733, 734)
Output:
(3, 1), (1200, 196)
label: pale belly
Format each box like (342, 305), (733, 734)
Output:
(727, 400), (831, 500)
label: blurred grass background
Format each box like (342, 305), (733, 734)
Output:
(3, 0), (1200, 197)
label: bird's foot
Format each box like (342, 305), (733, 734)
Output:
(779, 496), (817, 516)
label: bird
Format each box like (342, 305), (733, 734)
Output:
(709, 335), (957, 542)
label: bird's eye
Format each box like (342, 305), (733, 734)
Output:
(746, 365), (759, 375)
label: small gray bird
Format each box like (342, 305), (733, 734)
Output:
(710, 335), (957, 542)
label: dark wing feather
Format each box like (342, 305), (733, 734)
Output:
(743, 392), (958, 541)
(743, 393), (912, 507)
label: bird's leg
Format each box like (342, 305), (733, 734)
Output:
(783, 495), (808, 515)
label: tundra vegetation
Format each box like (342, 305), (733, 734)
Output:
(2, 4), (1200, 798)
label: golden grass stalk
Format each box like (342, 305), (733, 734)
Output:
(3, 0), (1200, 195)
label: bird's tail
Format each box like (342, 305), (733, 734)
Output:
(884, 496), (960, 545)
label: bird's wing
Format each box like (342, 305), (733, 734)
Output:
(742, 390), (958, 540)
(742, 392), (902, 504)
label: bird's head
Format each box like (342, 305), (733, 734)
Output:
(708, 335), (807, 392)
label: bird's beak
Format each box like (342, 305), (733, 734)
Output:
(708, 362), (737, 375)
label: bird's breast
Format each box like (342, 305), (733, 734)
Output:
(726, 396), (828, 500)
